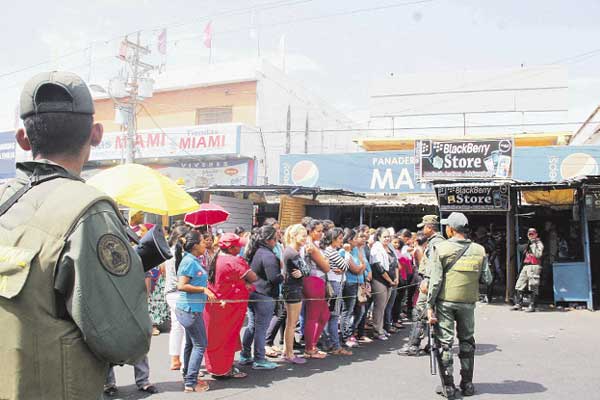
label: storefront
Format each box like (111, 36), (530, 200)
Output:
(280, 141), (600, 307)
(511, 178), (600, 310)
(434, 182), (514, 302)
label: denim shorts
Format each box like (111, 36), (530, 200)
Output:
(282, 286), (303, 304)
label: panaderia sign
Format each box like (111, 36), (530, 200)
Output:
(436, 184), (510, 211)
(89, 123), (241, 161)
(417, 138), (514, 180)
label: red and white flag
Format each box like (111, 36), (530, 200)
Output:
(203, 21), (212, 48)
(118, 39), (127, 60)
(157, 29), (167, 55)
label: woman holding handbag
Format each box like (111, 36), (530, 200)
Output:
(340, 229), (367, 348)
(369, 227), (397, 341)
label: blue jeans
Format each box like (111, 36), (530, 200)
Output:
(324, 280), (343, 349)
(341, 283), (359, 341)
(175, 308), (207, 388)
(242, 292), (276, 362)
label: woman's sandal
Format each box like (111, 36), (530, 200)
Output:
(184, 381), (209, 393)
(303, 350), (327, 359)
(225, 367), (248, 379)
(265, 346), (280, 358)
(330, 347), (353, 356)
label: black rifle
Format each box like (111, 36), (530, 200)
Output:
(428, 322), (448, 398)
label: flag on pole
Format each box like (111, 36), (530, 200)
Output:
(157, 29), (167, 55)
(118, 39), (127, 60)
(203, 21), (212, 48)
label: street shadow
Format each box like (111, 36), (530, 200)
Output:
(475, 343), (500, 356)
(476, 380), (547, 395)
(108, 326), (412, 398)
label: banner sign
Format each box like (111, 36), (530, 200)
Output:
(83, 159), (255, 187)
(417, 138), (514, 180)
(280, 146), (600, 194)
(89, 123), (241, 161)
(280, 151), (432, 194)
(159, 159), (254, 187)
(0, 132), (16, 180)
(436, 184), (510, 211)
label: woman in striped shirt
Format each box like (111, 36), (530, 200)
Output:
(322, 227), (352, 355)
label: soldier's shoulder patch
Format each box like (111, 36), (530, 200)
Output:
(97, 234), (131, 276)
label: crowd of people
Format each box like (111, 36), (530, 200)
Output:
(126, 216), (440, 394)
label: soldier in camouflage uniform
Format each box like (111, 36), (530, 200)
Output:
(398, 214), (445, 356)
(427, 213), (492, 399)
(512, 227), (544, 312)
(0, 72), (152, 400)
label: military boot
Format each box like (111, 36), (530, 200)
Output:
(460, 365), (475, 396)
(435, 380), (457, 399)
(524, 293), (537, 313)
(511, 291), (523, 311)
(397, 343), (420, 356)
(435, 370), (457, 399)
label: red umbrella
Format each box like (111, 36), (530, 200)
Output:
(184, 203), (230, 227)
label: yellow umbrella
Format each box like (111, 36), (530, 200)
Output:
(87, 164), (199, 216)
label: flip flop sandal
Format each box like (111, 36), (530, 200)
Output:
(303, 350), (327, 359)
(226, 367), (248, 379)
(184, 381), (209, 393)
(265, 347), (280, 358)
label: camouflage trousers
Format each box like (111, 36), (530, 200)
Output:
(515, 264), (542, 295)
(434, 301), (476, 384)
(407, 290), (428, 347)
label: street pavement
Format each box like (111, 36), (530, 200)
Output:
(108, 303), (600, 399)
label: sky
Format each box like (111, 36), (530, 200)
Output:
(1, 0), (599, 134)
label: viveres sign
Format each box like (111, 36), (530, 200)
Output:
(436, 184), (510, 211)
(417, 138), (514, 180)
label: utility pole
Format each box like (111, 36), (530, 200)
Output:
(117, 32), (155, 163)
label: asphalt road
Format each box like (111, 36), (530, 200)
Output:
(107, 303), (599, 400)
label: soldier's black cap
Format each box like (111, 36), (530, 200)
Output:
(20, 71), (95, 119)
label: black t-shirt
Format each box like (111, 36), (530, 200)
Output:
(282, 246), (305, 289)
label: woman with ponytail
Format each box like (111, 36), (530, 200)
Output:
(240, 226), (282, 370)
(301, 219), (331, 359)
(164, 225), (190, 371)
(175, 230), (216, 393)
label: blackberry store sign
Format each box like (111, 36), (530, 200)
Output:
(436, 184), (510, 211)
(585, 187), (600, 221)
(417, 138), (513, 180)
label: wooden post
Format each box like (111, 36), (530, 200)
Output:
(506, 187), (518, 302)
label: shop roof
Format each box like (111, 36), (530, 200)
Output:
(511, 175), (600, 191)
(263, 193), (437, 206)
(433, 181), (512, 188)
(355, 132), (572, 152)
(187, 184), (365, 199)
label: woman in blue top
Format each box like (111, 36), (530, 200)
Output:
(175, 230), (216, 393)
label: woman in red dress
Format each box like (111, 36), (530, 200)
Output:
(204, 233), (258, 378)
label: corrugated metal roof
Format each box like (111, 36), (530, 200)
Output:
(264, 193), (437, 206)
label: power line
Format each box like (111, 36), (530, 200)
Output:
(0, 0), (313, 81)
(172, 0), (436, 44)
